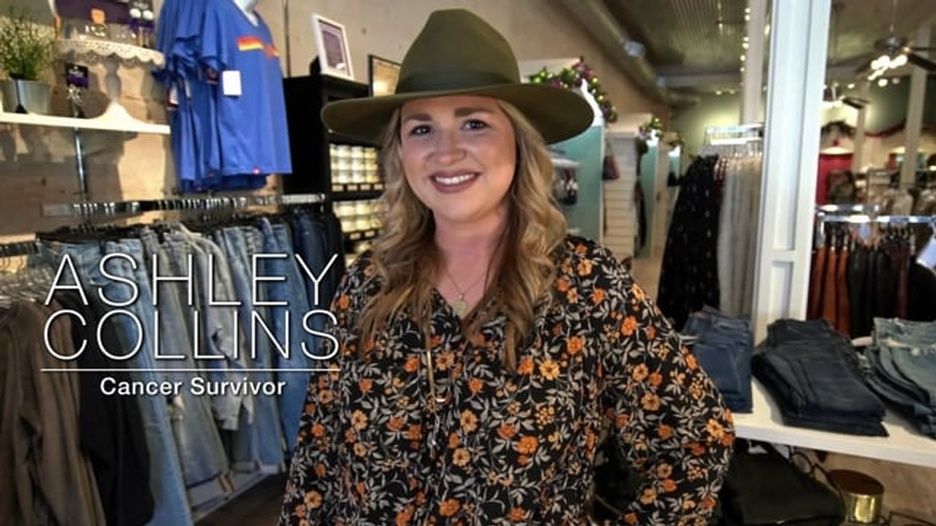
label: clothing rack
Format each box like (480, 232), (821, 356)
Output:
(816, 214), (935, 225)
(40, 193), (328, 218)
(0, 240), (41, 259)
(703, 123), (763, 146)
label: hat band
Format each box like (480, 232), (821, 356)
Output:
(395, 70), (517, 94)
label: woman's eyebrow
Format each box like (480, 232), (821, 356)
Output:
(454, 107), (493, 117)
(402, 107), (493, 124)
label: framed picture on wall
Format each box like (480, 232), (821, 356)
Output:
(311, 13), (354, 80)
(368, 55), (401, 97)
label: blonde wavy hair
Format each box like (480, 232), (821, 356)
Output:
(357, 100), (567, 371)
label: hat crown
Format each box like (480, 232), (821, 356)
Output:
(397, 9), (520, 93)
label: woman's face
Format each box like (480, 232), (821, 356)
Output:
(399, 95), (517, 229)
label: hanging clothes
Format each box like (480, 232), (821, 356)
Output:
(658, 155), (721, 329)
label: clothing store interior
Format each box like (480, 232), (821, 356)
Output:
(0, 0), (934, 524)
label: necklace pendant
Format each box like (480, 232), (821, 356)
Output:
(451, 298), (469, 317)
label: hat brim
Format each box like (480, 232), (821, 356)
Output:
(321, 83), (594, 146)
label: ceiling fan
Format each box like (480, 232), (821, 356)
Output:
(856, 0), (936, 77)
(823, 83), (869, 110)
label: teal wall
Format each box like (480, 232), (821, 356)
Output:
(556, 126), (603, 241)
(637, 144), (658, 257)
(845, 78), (936, 132)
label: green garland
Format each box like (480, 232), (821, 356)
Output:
(528, 57), (618, 123)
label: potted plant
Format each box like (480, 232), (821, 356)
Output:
(0, 8), (54, 114)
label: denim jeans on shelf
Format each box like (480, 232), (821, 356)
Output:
(215, 226), (286, 469)
(258, 218), (315, 453)
(139, 229), (230, 490)
(752, 319), (887, 436)
(683, 306), (753, 412)
(61, 239), (194, 526)
(868, 318), (936, 434)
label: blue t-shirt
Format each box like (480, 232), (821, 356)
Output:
(200, 1), (292, 177)
(156, 0), (274, 192)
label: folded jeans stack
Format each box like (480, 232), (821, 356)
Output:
(753, 319), (887, 436)
(864, 318), (936, 437)
(682, 306), (753, 413)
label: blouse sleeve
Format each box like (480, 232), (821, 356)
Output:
(591, 245), (734, 525)
(278, 255), (370, 525)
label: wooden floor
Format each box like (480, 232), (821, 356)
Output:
(198, 474), (285, 525)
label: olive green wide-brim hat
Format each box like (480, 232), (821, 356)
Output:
(321, 9), (594, 146)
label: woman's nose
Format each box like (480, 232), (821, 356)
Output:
(432, 129), (465, 163)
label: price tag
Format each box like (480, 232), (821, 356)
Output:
(222, 70), (243, 97)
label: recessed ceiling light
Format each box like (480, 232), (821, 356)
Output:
(740, 54), (746, 62)
(891, 77), (901, 84)
(742, 42), (749, 49)
(716, 90), (723, 95)
(877, 78), (889, 87)
(847, 83), (855, 89)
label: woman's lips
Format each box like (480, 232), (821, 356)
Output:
(429, 171), (480, 193)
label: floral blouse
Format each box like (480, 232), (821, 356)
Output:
(279, 237), (734, 525)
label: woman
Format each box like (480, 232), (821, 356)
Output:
(280, 9), (733, 525)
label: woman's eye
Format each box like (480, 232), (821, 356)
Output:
(464, 119), (489, 130)
(408, 125), (431, 136)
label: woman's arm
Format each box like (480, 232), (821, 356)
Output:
(591, 245), (735, 525)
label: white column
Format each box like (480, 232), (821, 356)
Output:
(751, 0), (831, 341)
(900, 24), (931, 186)
(851, 81), (870, 173)
(741, 0), (767, 124)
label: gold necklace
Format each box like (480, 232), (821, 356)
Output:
(443, 262), (489, 317)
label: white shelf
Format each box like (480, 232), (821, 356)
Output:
(734, 379), (936, 469)
(0, 111), (169, 135)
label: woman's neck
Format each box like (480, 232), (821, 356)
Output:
(433, 214), (507, 265)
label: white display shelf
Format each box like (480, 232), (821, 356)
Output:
(0, 111), (169, 135)
(734, 379), (936, 469)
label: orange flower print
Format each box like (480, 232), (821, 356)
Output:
(645, 325), (656, 341)
(592, 288), (606, 304)
(535, 405), (555, 426)
(404, 424), (423, 441)
(641, 393), (661, 411)
(556, 276), (570, 292)
(311, 423), (325, 438)
(706, 418), (725, 439)
(657, 424), (673, 440)
(539, 359), (561, 380)
(515, 436), (539, 455)
(439, 499), (460, 517)
(517, 356), (534, 375)
(351, 410), (368, 430)
(575, 243), (588, 255)
(662, 478), (677, 492)
(318, 389), (334, 404)
(395, 506), (414, 526)
(304, 490), (323, 509)
(294, 504), (306, 519)
(336, 294), (350, 310)
(436, 351), (454, 370)
(566, 335), (584, 356)
(448, 432), (460, 449)
(690, 442), (706, 456)
(468, 377), (484, 395)
(460, 410), (478, 433)
(404, 355), (420, 373)
(701, 496), (717, 510)
(314, 462), (326, 477)
(649, 371), (663, 387)
(358, 379), (373, 394)
(387, 416), (405, 432)
(615, 413), (629, 428)
(452, 448), (470, 467)
(656, 463), (673, 479)
(566, 287), (579, 303)
(497, 423), (517, 440)
(686, 352), (699, 370)
(621, 316), (638, 336)
(509, 507), (527, 521)
(353, 442), (367, 457)
(577, 259), (593, 276)
(631, 363), (649, 382)
(631, 284), (646, 301)
(639, 488), (657, 505)
(624, 512), (638, 524)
